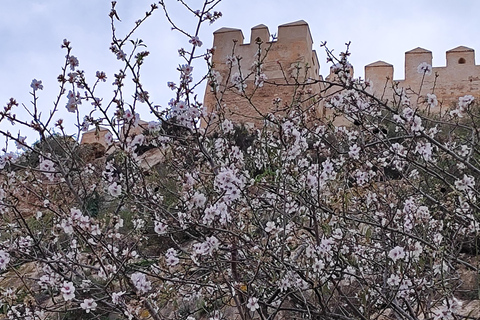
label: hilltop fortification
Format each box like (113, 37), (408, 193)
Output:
(82, 23), (480, 146)
(204, 21), (324, 127)
(205, 21), (480, 122)
(366, 46), (480, 107)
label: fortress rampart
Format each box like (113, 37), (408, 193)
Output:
(204, 21), (324, 126)
(211, 21), (320, 81)
(82, 22), (480, 147)
(205, 20), (480, 122)
(365, 46), (480, 106)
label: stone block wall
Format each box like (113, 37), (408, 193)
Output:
(204, 21), (324, 127)
(365, 46), (480, 107)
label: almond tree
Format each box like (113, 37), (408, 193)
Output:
(0, 1), (479, 320)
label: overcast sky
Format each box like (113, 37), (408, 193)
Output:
(1, 0), (480, 147)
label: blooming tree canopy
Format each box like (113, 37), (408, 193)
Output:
(0, 1), (479, 320)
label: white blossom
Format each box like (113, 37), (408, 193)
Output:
(108, 182), (122, 197)
(0, 250), (10, 270)
(130, 272), (151, 293)
(417, 62), (432, 75)
(388, 246), (405, 262)
(112, 291), (125, 304)
(455, 174), (475, 192)
(426, 93), (438, 108)
(30, 79), (43, 91)
(165, 248), (180, 266)
(60, 281), (75, 301)
(246, 297), (259, 312)
(154, 221), (168, 235)
(80, 298), (97, 313)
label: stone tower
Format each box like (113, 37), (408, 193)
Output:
(203, 21), (324, 127)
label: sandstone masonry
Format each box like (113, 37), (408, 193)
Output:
(365, 46), (480, 107)
(203, 21), (324, 127)
(205, 21), (480, 122)
(83, 22), (480, 145)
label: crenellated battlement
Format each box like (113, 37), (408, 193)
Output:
(211, 20), (319, 81)
(205, 21), (323, 126)
(365, 46), (480, 105)
(206, 22), (480, 126)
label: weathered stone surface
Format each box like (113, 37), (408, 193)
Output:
(204, 21), (324, 128)
(76, 142), (106, 162)
(80, 126), (111, 148)
(206, 20), (480, 125)
(138, 147), (164, 170)
(365, 46), (480, 107)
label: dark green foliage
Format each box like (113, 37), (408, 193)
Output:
(15, 134), (78, 169)
(84, 191), (102, 217)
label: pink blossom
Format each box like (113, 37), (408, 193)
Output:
(60, 281), (75, 301)
(402, 107), (414, 121)
(255, 73), (267, 87)
(104, 132), (113, 146)
(67, 55), (79, 70)
(108, 182), (122, 197)
(226, 55), (237, 66)
(124, 109), (134, 122)
(265, 221), (276, 233)
(205, 236), (220, 255)
(91, 97), (102, 107)
(180, 64), (193, 75)
(415, 141), (433, 161)
(189, 36), (203, 47)
(167, 81), (176, 90)
(80, 298), (97, 313)
(417, 62), (432, 75)
(70, 208), (83, 221)
(458, 145), (470, 157)
(388, 246), (405, 262)
(411, 116), (424, 132)
(30, 79), (43, 91)
(387, 274), (401, 286)
(60, 218), (74, 234)
(96, 71), (107, 81)
(458, 94), (474, 108)
(130, 272), (151, 293)
(136, 90), (149, 103)
(348, 144), (361, 160)
(221, 119), (234, 133)
(165, 248), (180, 266)
(65, 90), (81, 113)
(246, 297), (259, 312)
(39, 158), (55, 181)
(0, 250), (10, 270)
(191, 192), (206, 208)
(426, 93), (438, 108)
(112, 291), (125, 304)
(355, 170), (369, 185)
(455, 174), (475, 192)
(231, 72), (246, 91)
(147, 121), (159, 132)
(116, 49), (126, 61)
(312, 259), (324, 273)
(130, 134), (145, 147)
(154, 221), (167, 235)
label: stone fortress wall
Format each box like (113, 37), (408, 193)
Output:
(205, 21), (480, 122)
(365, 46), (480, 107)
(82, 22), (480, 146)
(82, 22), (324, 146)
(203, 21), (324, 127)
